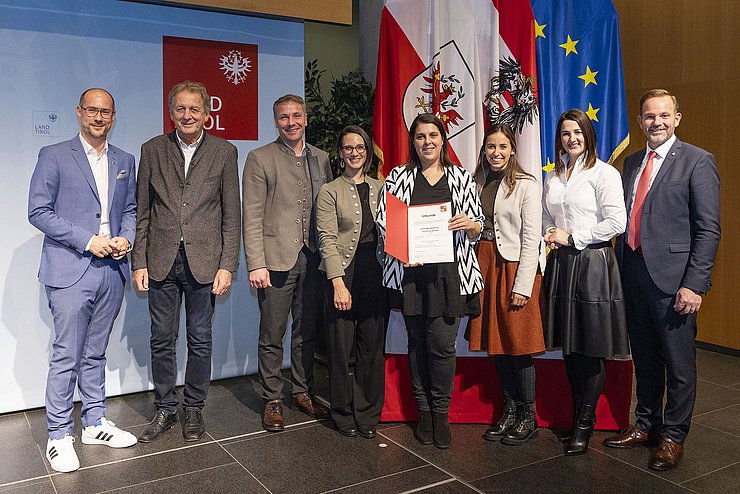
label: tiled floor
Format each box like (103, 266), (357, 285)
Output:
(1, 348), (739, 493)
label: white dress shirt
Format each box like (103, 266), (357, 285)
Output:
(176, 130), (203, 176)
(542, 154), (626, 250)
(80, 134), (110, 251)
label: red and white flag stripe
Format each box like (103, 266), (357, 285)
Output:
(375, 0), (543, 356)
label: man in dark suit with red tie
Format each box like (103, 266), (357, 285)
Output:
(603, 89), (721, 470)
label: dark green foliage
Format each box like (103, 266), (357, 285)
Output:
(304, 59), (377, 178)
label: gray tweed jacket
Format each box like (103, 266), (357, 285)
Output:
(132, 131), (241, 284)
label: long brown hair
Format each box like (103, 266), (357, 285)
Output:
(405, 113), (456, 169)
(554, 109), (597, 174)
(473, 123), (534, 198)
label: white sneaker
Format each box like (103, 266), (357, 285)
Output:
(46, 434), (80, 473)
(81, 417), (137, 448)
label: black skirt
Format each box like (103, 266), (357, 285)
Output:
(543, 242), (629, 358)
(391, 261), (480, 318)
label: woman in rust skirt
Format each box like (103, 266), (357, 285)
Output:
(467, 123), (545, 445)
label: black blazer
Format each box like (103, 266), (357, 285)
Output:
(617, 138), (720, 295)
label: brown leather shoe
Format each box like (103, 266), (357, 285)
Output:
(292, 393), (329, 419)
(650, 437), (684, 471)
(262, 400), (284, 432)
(603, 426), (660, 448)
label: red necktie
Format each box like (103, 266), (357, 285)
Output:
(627, 151), (657, 250)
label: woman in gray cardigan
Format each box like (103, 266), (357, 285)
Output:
(315, 125), (387, 439)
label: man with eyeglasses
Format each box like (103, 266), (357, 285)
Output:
(29, 88), (138, 473)
(132, 81), (240, 443)
(243, 94), (332, 431)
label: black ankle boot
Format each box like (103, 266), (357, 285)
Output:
(415, 410), (433, 445)
(564, 403), (596, 455)
(431, 412), (451, 449)
(501, 405), (538, 445)
(559, 398), (581, 443)
(483, 399), (517, 442)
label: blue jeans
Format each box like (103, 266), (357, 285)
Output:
(148, 246), (215, 412)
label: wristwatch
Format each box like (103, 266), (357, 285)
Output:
(567, 234), (575, 247)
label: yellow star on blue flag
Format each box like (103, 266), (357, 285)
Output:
(579, 66), (598, 87)
(532, 0), (630, 171)
(559, 35), (578, 56)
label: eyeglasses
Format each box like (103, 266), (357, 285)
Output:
(340, 144), (367, 153)
(80, 106), (115, 119)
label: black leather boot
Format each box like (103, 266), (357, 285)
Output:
(415, 410), (433, 445)
(501, 405), (538, 445)
(564, 403), (596, 455)
(483, 398), (517, 441)
(559, 398), (581, 443)
(432, 412), (451, 449)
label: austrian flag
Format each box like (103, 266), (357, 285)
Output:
(374, 0), (540, 179)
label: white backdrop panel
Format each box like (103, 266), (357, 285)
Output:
(0, 0), (304, 413)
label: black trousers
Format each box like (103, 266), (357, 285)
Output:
(622, 247), (698, 443)
(149, 246), (215, 412)
(257, 246), (322, 401)
(404, 315), (460, 414)
(326, 246), (388, 427)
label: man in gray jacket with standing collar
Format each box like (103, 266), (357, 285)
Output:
(242, 94), (332, 431)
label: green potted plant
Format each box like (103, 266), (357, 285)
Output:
(304, 59), (376, 178)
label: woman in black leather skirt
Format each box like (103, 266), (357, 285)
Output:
(542, 109), (629, 455)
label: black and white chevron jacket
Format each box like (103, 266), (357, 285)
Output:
(377, 164), (484, 295)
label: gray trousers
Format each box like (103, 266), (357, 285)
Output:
(257, 247), (322, 401)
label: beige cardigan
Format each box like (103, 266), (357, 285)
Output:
(316, 174), (384, 280)
(483, 174), (543, 297)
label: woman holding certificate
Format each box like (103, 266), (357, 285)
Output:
(377, 113), (484, 449)
(542, 109), (628, 456)
(466, 123), (545, 446)
(316, 125), (387, 439)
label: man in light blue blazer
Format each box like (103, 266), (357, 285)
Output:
(28, 88), (138, 473)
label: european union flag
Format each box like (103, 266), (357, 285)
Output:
(531, 0), (629, 175)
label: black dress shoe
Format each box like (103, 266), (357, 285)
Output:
(139, 410), (178, 443)
(336, 424), (358, 437)
(358, 425), (377, 439)
(183, 409), (205, 442)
